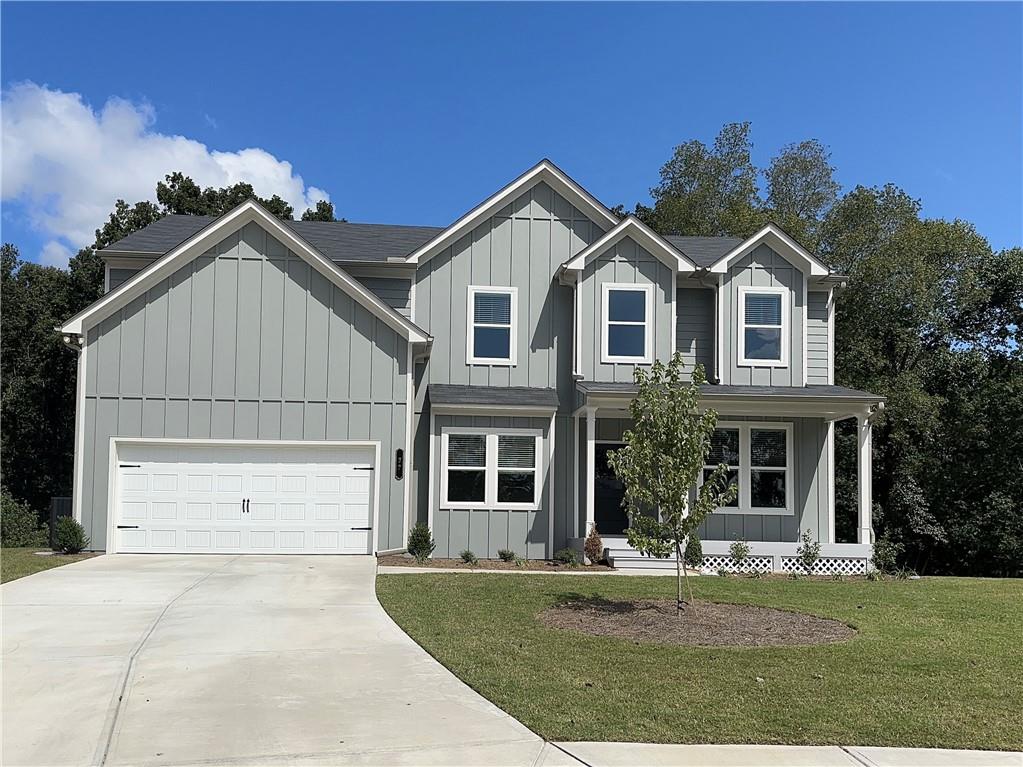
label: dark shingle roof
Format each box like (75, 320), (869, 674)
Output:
(663, 236), (744, 269)
(102, 214), (443, 263)
(429, 384), (560, 408)
(577, 381), (883, 401)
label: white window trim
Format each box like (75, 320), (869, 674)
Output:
(440, 427), (542, 511)
(737, 285), (789, 368)
(601, 282), (653, 364)
(699, 421), (793, 516)
(466, 285), (518, 366)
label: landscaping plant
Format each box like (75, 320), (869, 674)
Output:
(729, 538), (751, 571)
(608, 354), (738, 613)
(406, 522), (436, 563)
(1, 490), (47, 548)
(53, 517), (90, 554)
(497, 548), (516, 562)
(583, 525), (603, 565)
(459, 549), (478, 566)
(684, 534), (703, 570)
(554, 548), (579, 566)
(797, 529), (822, 575)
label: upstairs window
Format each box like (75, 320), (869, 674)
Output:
(601, 283), (653, 363)
(739, 287), (788, 367)
(467, 286), (517, 365)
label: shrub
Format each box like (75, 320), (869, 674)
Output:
(729, 538), (751, 569)
(872, 536), (904, 575)
(406, 523), (436, 563)
(796, 529), (822, 575)
(583, 526), (604, 565)
(1, 490), (48, 548)
(497, 548), (516, 562)
(53, 517), (90, 554)
(683, 534), (703, 569)
(459, 549), (478, 566)
(554, 547), (579, 566)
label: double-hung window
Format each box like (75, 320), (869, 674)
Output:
(601, 283), (653, 363)
(738, 286), (788, 366)
(703, 428), (740, 507)
(442, 428), (541, 509)
(700, 422), (791, 514)
(467, 286), (516, 365)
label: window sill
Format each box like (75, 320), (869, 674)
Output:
(601, 356), (653, 365)
(737, 359), (789, 369)
(441, 503), (539, 512)
(713, 507), (793, 516)
(466, 358), (516, 367)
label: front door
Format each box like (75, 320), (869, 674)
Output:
(594, 443), (628, 535)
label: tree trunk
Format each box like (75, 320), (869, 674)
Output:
(675, 540), (683, 615)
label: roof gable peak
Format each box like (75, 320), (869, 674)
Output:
(561, 215), (697, 274)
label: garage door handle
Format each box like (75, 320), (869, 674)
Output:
(353, 466), (373, 471)
(117, 525), (139, 529)
(119, 464), (141, 469)
(351, 527), (371, 531)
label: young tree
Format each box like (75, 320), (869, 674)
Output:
(608, 354), (737, 614)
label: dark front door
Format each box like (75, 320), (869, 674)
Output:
(594, 443), (628, 535)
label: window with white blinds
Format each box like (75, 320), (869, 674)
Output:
(738, 286), (788, 366)
(442, 429), (541, 509)
(467, 286), (517, 365)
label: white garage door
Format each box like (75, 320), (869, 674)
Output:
(113, 442), (376, 554)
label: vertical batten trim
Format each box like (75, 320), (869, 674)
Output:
(72, 340), (87, 527)
(827, 287), (835, 385)
(715, 274), (724, 383)
(548, 412), (556, 557)
(573, 412), (580, 538)
(427, 409), (436, 538)
(402, 341), (414, 546)
(801, 277), (808, 386)
(827, 420), (836, 544)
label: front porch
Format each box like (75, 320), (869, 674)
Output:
(570, 382), (885, 573)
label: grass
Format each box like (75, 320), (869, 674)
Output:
(1, 547), (96, 583)
(377, 573), (1023, 750)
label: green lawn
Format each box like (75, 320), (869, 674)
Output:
(1, 547), (96, 583)
(377, 573), (1023, 750)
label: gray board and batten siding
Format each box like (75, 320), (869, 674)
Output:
(81, 221), (410, 551)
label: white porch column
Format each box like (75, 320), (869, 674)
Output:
(585, 407), (597, 535)
(573, 412), (580, 538)
(857, 414), (873, 544)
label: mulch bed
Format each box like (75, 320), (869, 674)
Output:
(378, 554), (612, 572)
(539, 598), (856, 647)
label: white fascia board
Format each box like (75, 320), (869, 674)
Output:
(562, 216), (697, 273)
(708, 224), (830, 277)
(61, 200), (430, 343)
(405, 159), (620, 265)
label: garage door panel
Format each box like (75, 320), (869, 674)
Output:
(114, 444), (375, 554)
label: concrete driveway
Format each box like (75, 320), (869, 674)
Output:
(2, 555), (546, 766)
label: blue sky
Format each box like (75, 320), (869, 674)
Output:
(2, 1), (1020, 266)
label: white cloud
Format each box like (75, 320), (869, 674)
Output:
(39, 240), (73, 269)
(1, 82), (330, 260)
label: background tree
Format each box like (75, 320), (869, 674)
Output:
(301, 200), (341, 221)
(608, 355), (738, 613)
(645, 122), (762, 237)
(764, 139), (841, 250)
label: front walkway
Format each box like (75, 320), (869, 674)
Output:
(1, 555), (542, 766)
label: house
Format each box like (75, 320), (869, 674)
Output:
(59, 160), (883, 573)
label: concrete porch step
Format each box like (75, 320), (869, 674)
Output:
(608, 554), (684, 571)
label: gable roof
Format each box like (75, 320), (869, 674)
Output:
(705, 223), (831, 276)
(561, 216), (697, 273)
(102, 215), (443, 263)
(404, 159), (621, 265)
(61, 200), (431, 342)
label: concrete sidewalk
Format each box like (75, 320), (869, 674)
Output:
(545, 743), (1021, 766)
